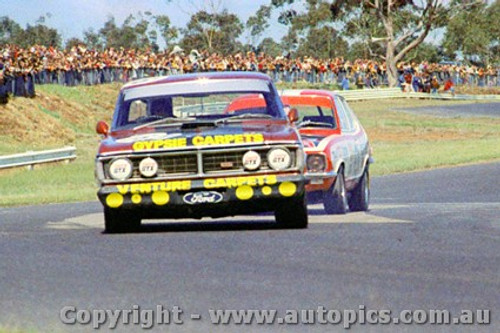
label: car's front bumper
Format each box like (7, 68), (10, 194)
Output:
(305, 170), (336, 191)
(97, 174), (305, 219)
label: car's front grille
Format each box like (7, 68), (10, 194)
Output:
(156, 155), (198, 175)
(102, 146), (298, 181)
(202, 150), (270, 173)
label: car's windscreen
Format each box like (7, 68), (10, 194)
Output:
(286, 103), (337, 129)
(114, 80), (283, 129)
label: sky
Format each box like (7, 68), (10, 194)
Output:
(0, 0), (290, 47)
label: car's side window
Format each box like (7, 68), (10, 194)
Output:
(335, 97), (354, 132)
(340, 98), (359, 131)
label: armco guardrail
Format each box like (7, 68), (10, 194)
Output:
(336, 88), (404, 101)
(0, 146), (76, 170)
(335, 88), (500, 101)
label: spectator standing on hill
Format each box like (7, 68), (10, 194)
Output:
(423, 73), (431, 93)
(0, 64), (8, 105)
(443, 77), (455, 96)
(403, 71), (412, 92)
(341, 76), (349, 90)
(431, 76), (440, 94)
(356, 74), (364, 89)
(412, 72), (422, 92)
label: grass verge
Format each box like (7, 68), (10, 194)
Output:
(0, 85), (499, 206)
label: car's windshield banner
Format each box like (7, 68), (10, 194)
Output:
(124, 79), (270, 101)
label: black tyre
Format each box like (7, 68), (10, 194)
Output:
(349, 167), (370, 212)
(323, 167), (348, 214)
(104, 208), (141, 233)
(275, 193), (308, 229)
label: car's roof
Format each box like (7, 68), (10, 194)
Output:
(280, 89), (339, 98)
(122, 72), (273, 91)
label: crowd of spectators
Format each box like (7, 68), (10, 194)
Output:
(1, 44), (500, 104)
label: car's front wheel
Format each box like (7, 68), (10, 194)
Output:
(104, 208), (141, 233)
(275, 193), (308, 229)
(349, 167), (370, 212)
(323, 167), (348, 214)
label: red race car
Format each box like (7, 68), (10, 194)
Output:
(281, 89), (373, 214)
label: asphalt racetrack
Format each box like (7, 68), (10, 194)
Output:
(400, 102), (500, 118)
(0, 162), (499, 332)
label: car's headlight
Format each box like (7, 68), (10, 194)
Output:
(306, 154), (326, 173)
(139, 157), (158, 177)
(108, 158), (133, 180)
(242, 150), (261, 170)
(267, 147), (292, 171)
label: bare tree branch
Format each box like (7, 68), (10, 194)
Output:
(393, 20), (424, 47)
(365, 0), (377, 9)
(394, 6), (435, 62)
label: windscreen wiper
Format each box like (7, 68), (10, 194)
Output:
(296, 120), (333, 128)
(215, 113), (274, 124)
(133, 117), (195, 130)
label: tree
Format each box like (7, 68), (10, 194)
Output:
(271, 1), (349, 59)
(488, 0), (500, 64)
(18, 23), (62, 47)
(280, 28), (299, 53)
(405, 42), (440, 63)
(0, 16), (23, 44)
(91, 12), (176, 50)
(258, 37), (282, 57)
(83, 28), (104, 50)
(347, 41), (384, 60)
(154, 15), (178, 49)
(296, 26), (348, 59)
(272, 0), (449, 86)
(443, 0), (499, 65)
(246, 5), (272, 46)
(65, 37), (85, 50)
(180, 9), (243, 54)
(0, 16), (61, 48)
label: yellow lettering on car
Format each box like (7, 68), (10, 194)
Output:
(214, 136), (226, 145)
(117, 185), (129, 195)
(139, 183), (152, 194)
(226, 178), (238, 188)
(203, 175), (278, 189)
(192, 133), (265, 146)
(234, 134), (245, 144)
(192, 136), (204, 145)
(204, 179), (216, 189)
(182, 180), (191, 190)
(113, 181), (192, 194)
(132, 142), (145, 151)
(253, 133), (264, 142)
(133, 133), (264, 150)
(265, 175), (277, 185)
(130, 184), (140, 194)
(132, 138), (188, 151)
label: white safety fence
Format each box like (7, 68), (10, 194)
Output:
(0, 146), (76, 170)
(335, 88), (500, 101)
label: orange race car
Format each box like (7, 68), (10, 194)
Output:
(281, 90), (373, 214)
(226, 89), (373, 214)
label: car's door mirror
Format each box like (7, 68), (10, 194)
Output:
(96, 120), (109, 137)
(287, 108), (299, 123)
